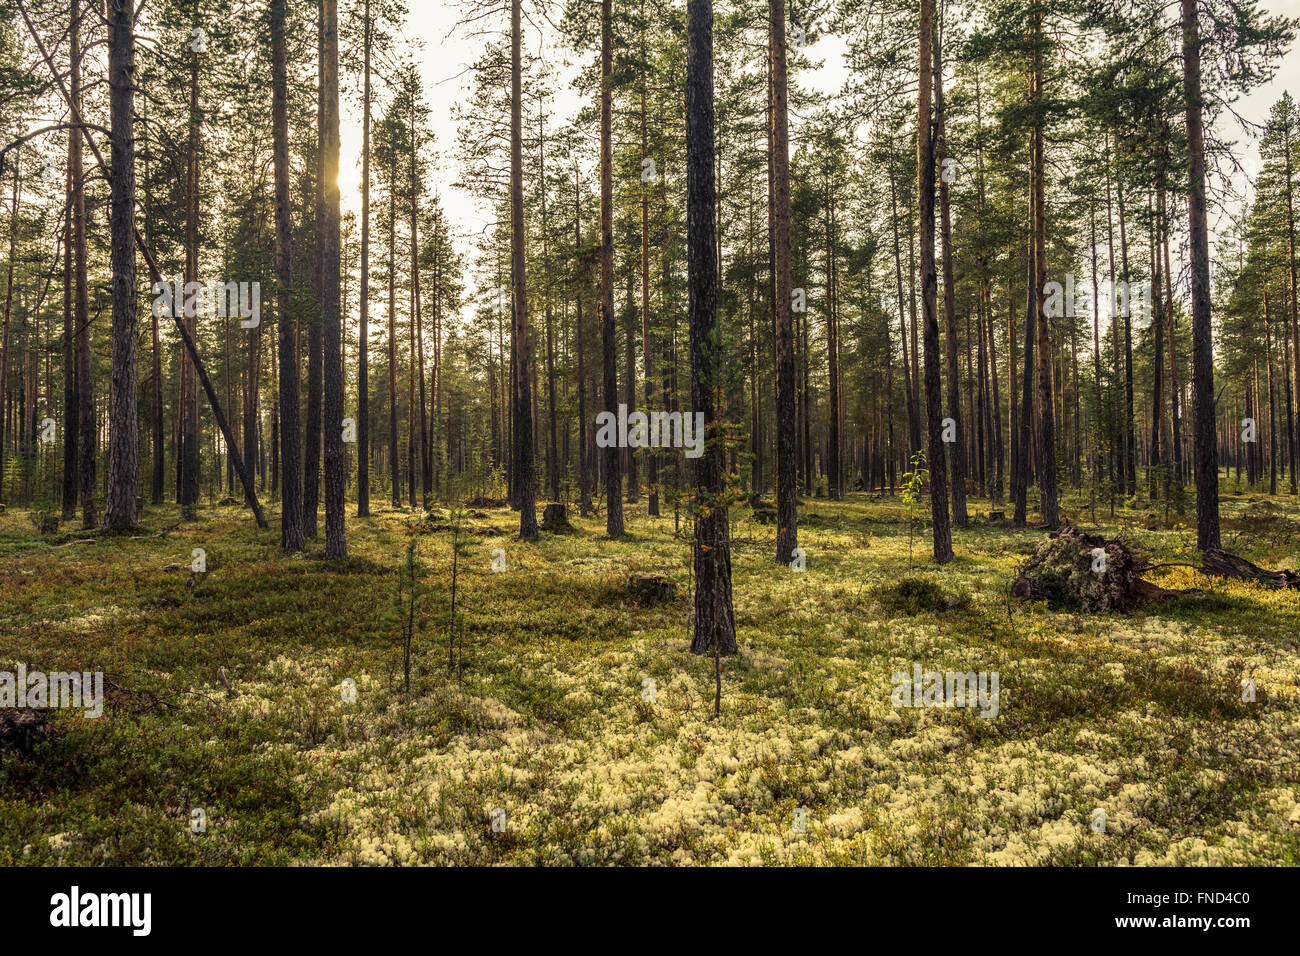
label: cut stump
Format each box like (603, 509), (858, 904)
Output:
(628, 573), (675, 604)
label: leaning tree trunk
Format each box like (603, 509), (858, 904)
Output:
(1182, 0), (1221, 550)
(16, 0), (267, 530)
(103, 0), (138, 529)
(686, 0), (737, 658)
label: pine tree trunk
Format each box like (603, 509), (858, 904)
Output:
(769, 0), (798, 563)
(934, 26), (966, 525)
(511, 0), (538, 538)
(320, 0), (345, 557)
(600, 0), (622, 536)
(103, 0), (138, 529)
(356, 0), (371, 517)
(918, 0), (952, 562)
(686, 0), (737, 658)
(1182, 0), (1221, 550)
(271, 0), (303, 550)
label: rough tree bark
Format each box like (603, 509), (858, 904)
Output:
(1182, 0), (1221, 550)
(918, 0), (953, 562)
(769, 0), (798, 563)
(686, 0), (737, 658)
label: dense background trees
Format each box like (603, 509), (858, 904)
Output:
(0, 0), (1296, 578)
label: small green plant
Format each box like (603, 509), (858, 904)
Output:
(901, 451), (930, 565)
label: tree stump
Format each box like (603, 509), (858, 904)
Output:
(752, 503), (776, 524)
(628, 573), (675, 604)
(0, 708), (50, 760)
(31, 515), (60, 535)
(541, 503), (570, 531)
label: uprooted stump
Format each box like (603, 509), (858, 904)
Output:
(0, 708), (51, 760)
(1203, 548), (1300, 589)
(628, 573), (676, 605)
(1012, 526), (1179, 612)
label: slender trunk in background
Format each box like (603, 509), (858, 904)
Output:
(600, 0), (622, 536)
(541, 104), (559, 503)
(304, 0), (325, 537)
(686, 0), (737, 658)
(321, 0), (346, 558)
(511, 0), (538, 538)
(62, 144), (76, 518)
(918, 0), (952, 562)
(271, 0), (303, 549)
(357, 0), (371, 516)
(1031, 12), (1057, 529)
(104, 0), (138, 529)
(0, 158), (16, 506)
(769, 0), (798, 563)
(640, 69), (659, 516)
(178, 10), (201, 518)
(1014, 198), (1034, 522)
(1149, 193), (1166, 499)
(1266, 289), (1279, 493)
(934, 23), (965, 525)
(73, 14), (93, 525)
(1182, 0), (1220, 549)
(388, 176), (398, 507)
(575, 166), (591, 515)
(891, 170), (920, 460)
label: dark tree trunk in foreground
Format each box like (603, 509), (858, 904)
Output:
(686, 0), (737, 658)
(103, 0), (138, 529)
(321, 0), (346, 558)
(600, 0), (622, 536)
(1182, 0), (1220, 550)
(769, 0), (798, 563)
(271, 0), (303, 551)
(918, 0), (952, 562)
(511, 0), (538, 538)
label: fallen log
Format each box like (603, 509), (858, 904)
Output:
(1202, 548), (1300, 589)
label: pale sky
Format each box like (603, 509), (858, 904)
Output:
(335, 0), (1300, 322)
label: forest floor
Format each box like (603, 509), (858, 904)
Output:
(1, 484), (1299, 865)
